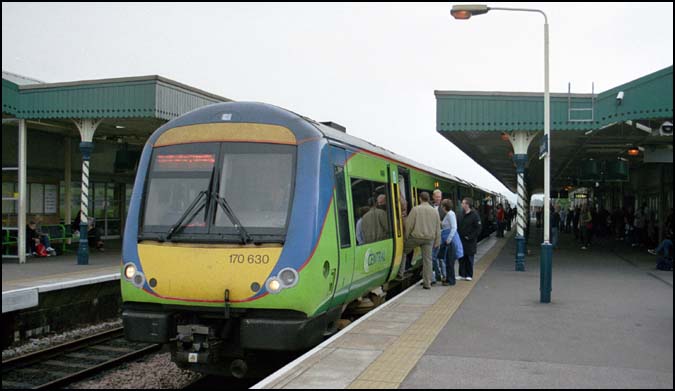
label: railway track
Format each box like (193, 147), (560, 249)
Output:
(2, 327), (161, 389)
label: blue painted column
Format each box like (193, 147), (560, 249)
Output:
(77, 141), (94, 265)
(540, 175), (553, 303)
(540, 239), (553, 303)
(513, 154), (528, 271)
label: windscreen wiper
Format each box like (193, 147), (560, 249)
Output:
(164, 167), (218, 241)
(211, 192), (253, 244)
(164, 190), (208, 241)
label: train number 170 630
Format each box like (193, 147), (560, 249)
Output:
(229, 254), (270, 264)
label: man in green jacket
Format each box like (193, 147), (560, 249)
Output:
(400, 192), (441, 289)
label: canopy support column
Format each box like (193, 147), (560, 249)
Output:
(72, 118), (102, 265)
(18, 119), (27, 264)
(64, 137), (72, 228)
(508, 131), (534, 272)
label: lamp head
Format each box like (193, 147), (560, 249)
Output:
(451, 4), (490, 20)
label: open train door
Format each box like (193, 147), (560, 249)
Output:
(328, 146), (356, 309)
(386, 166), (409, 281)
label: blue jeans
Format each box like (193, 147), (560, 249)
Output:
(655, 239), (673, 259)
(440, 243), (457, 284)
(432, 246), (445, 282)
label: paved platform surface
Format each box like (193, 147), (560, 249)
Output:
(2, 240), (122, 292)
(401, 231), (673, 389)
(255, 229), (673, 389)
(2, 241), (121, 312)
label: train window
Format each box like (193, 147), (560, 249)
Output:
(142, 143), (218, 231)
(142, 142), (296, 240)
(351, 178), (391, 245)
(398, 174), (410, 216)
(334, 166), (351, 248)
(215, 143), (295, 232)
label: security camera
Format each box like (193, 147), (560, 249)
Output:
(616, 91), (624, 105)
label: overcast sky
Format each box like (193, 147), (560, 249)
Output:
(3, 2), (673, 201)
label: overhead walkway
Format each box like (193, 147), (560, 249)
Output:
(254, 228), (673, 389)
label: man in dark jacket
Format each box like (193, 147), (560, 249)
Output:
(458, 197), (482, 281)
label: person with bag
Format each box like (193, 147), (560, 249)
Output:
(26, 221), (55, 257)
(438, 199), (458, 285)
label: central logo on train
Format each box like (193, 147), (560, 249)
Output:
(364, 249), (387, 272)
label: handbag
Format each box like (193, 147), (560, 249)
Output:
(451, 231), (464, 259)
(441, 228), (451, 244)
(36, 243), (48, 257)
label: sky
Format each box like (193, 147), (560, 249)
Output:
(3, 2), (673, 202)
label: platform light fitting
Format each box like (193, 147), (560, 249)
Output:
(451, 4), (489, 19)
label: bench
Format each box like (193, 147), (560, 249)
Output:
(2, 229), (18, 255)
(42, 224), (73, 254)
(2, 225), (74, 256)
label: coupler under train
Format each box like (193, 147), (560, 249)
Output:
(123, 303), (342, 378)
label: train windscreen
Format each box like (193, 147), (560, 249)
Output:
(141, 142), (295, 241)
(214, 143), (295, 231)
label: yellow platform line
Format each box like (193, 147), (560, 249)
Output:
(347, 235), (510, 389)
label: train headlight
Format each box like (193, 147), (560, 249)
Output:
(124, 263), (137, 280)
(278, 268), (298, 288)
(132, 272), (146, 288)
(266, 278), (282, 294)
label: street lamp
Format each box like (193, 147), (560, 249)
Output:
(451, 4), (552, 303)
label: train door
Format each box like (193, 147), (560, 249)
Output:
(329, 147), (355, 307)
(386, 165), (405, 281)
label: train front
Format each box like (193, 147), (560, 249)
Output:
(121, 103), (334, 377)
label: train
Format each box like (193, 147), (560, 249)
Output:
(121, 101), (507, 377)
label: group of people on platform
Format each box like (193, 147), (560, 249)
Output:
(25, 212), (105, 257)
(495, 202), (515, 238)
(397, 189), (513, 290)
(546, 203), (672, 270)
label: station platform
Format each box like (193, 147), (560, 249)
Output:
(253, 229), (673, 389)
(2, 241), (121, 313)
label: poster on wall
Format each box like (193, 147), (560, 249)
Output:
(30, 183), (44, 214)
(44, 184), (58, 214)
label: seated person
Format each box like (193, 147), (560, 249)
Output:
(72, 213), (105, 252)
(26, 221), (55, 256)
(87, 218), (105, 252)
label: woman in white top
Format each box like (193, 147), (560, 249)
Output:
(440, 199), (458, 285)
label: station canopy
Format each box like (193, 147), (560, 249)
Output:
(436, 66), (673, 194)
(2, 72), (232, 143)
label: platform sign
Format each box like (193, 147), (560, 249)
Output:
(539, 134), (549, 160)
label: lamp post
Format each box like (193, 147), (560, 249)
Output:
(451, 4), (552, 303)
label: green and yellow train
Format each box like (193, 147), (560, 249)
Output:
(121, 102), (504, 377)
